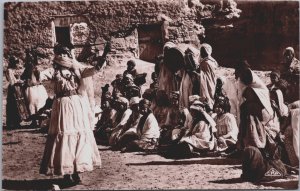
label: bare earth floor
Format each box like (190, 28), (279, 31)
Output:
(2, 128), (299, 190)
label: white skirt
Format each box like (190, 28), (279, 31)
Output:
(40, 94), (101, 176)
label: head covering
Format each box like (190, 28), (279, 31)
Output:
(163, 42), (176, 51)
(127, 60), (136, 67)
(201, 43), (212, 56)
(270, 71), (280, 78)
(214, 96), (231, 113)
(190, 100), (216, 128)
(130, 97), (141, 107)
(217, 76), (226, 85)
(284, 47), (295, 55)
(190, 100), (205, 111)
(101, 84), (110, 91)
(189, 95), (200, 105)
(170, 91), (179, 100)
(247, 69), (274, 115)
(124, 74), (134, 81)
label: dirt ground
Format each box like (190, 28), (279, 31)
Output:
(2, 128), (299, 190)
(1, 60), (299, 190)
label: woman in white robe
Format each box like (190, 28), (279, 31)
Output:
(39, 44), (105, 184)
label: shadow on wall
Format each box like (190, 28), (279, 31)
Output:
(203, 0), (299, 71)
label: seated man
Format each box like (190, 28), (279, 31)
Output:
(121, 99), (160, 152)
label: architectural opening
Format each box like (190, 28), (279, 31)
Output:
(138, 24), (163, 62)
(55, 26), (71, 46)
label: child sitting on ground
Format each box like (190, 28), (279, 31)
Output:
(213, 96), (239, 153)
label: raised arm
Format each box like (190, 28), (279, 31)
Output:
(81, 42), (110, 78)
(39, 67), (55, 82)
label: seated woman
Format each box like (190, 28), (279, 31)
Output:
(213, 96), (238, 152)
(108, 97), (132, 146)
(169, 100), (217, 158)
(121, 99), (160, 152)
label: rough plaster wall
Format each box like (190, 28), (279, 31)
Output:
(4, 0), (240, 66)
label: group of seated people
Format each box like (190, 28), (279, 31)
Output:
(95, 59), (239, 157)
(93, 45), (299, 183)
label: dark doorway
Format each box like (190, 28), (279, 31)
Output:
(138, 24), (163, 62)
(55, 27), (71, 46)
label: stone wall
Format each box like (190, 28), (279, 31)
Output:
(4, 0), (240, 66)
(204, 0), (299, 71)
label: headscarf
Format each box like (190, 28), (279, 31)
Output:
(163, 42), (176, 51)
(124, 74), (134, 81)
(189, 95), (200, 105)
(170, 91), (179, 100)
(270, 71), (280, 78)
(200, 43), (218, 68)
(284, 47), (295, 56)
(53, 54), (84, 78)
(190, 100), (216, 128)
(247, 69), (274, 115)
(217, 76), (226, 85)
(201, 43), (212, 56)
(130, 97), (141, 107)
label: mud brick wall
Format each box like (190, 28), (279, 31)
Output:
(4, 0), (240, 66)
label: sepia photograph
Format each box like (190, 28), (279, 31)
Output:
(1, 0), (299, 190)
